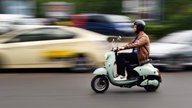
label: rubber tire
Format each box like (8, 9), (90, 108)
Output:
(71, 56), (94, 72)
(144, 81), (160, 92)
(91, 75), (109, 93)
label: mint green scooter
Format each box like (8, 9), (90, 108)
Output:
(91, 37), (162, 93)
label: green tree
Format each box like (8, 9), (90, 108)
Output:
(36, 0), (122, 17)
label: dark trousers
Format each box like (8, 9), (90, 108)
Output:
(116, 53), (139, 77)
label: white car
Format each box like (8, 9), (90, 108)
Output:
(0, 14), (32, 34)
(150, 30), (192, 71)
(11, 18), (46, 30)
(0, 26), (110, 71)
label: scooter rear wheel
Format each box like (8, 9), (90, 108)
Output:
(144, 82), (160, 92)
(91, 75), (109, 93)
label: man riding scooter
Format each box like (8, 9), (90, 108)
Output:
(114, 20), (150, 80)
(91, 20), (161, 93)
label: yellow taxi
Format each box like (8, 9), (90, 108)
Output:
(0, 26), (110, 71)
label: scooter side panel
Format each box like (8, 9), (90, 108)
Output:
(93, 68), (107, 75)
(134, 63), (159, 76)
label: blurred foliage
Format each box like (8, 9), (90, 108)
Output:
(35, 0), (192, 39)
(36, 0), (121, 17)
(146, 0), (192, 39)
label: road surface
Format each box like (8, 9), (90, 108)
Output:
(0, 69), (191, 108)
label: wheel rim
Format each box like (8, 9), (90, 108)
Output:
(94, 77), (107, 91)
(145, 82), (160, 92)
(72, 56), (92, 71)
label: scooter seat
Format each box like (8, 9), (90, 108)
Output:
(125, 59), (152, 67)
(124, 60), (139, 68)
(140, 59), (152, 66)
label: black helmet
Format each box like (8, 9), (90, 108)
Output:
(134, 20), (145, 33)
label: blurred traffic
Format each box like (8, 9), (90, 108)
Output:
(0, 26), (110, 71)
(71, 13), (134, 36)
(0, 0), (192, 71)
(150, 30), (192, 71)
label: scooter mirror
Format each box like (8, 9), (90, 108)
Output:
(112, 39), (115, 48)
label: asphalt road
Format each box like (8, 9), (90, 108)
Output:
(0, 69), (192, 108)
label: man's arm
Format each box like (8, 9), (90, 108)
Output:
(124, 36), (148, 49)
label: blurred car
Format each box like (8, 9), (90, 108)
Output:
(10, 18), (46, 30)
(0, 26), (109, 71)
(0, 14), (32, 34)
(0, 23), (11, 34)
(71, 13), (135, 36)
(150, 30), (192, 71)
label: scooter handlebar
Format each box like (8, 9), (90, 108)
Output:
(111, 47), (118, 52)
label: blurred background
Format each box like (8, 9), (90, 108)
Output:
(0, 0), (192, 71)
(0, 0), (191, 38)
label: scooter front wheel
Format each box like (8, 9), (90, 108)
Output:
(91, 75), (109, 93)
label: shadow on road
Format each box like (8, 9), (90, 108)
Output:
(1, 66), (191, 74)
(0, 68), (92, 73)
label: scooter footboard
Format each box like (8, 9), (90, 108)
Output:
(93, 68), (107, 75)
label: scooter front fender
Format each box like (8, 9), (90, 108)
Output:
(93, 68), (107, 75)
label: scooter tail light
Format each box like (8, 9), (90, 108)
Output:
(157, 69), (161, 76)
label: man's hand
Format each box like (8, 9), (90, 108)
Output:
(118, 47), (125, 51)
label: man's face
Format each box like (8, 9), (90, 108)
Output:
(134, 25), (137, 33)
